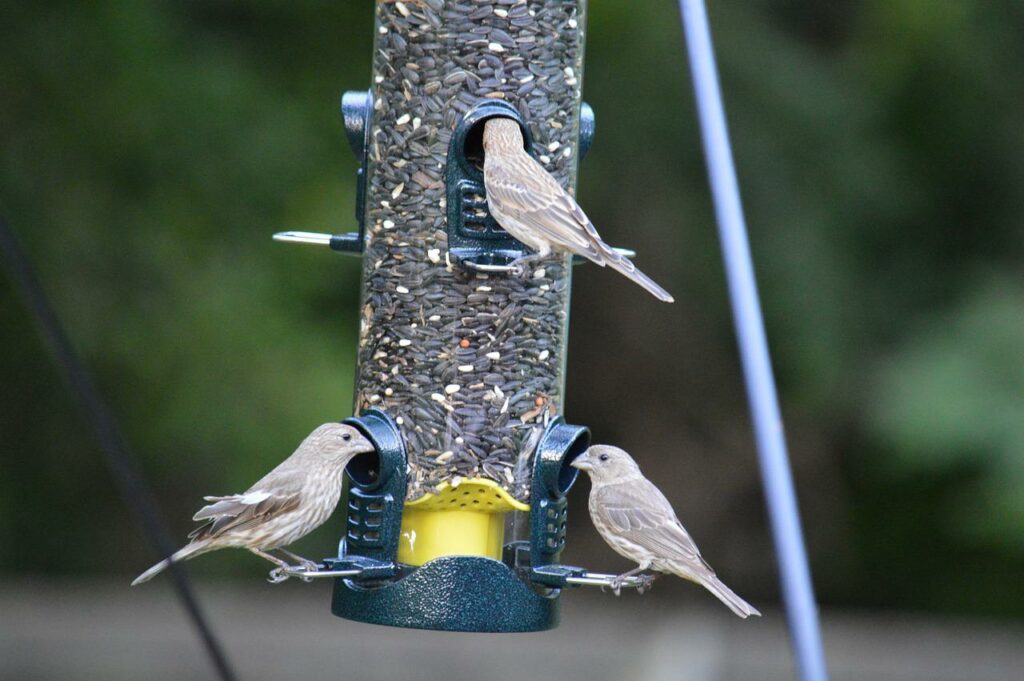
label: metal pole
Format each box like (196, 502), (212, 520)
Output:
(0, 216), (238, 681)
(676, 2), (829, 680)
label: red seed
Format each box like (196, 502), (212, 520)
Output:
(459, 339), (470, 348)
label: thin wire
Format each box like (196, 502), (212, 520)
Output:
(0, 215), (239, 681)
(675, 2), (829, 680)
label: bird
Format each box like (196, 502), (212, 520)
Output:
(482, 117), (674, 302)
(572, 444), (761, 618)
(131, 422), (375, 586)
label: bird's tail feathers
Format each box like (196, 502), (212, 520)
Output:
(131, 542), (209, 586)
(698, 573), (761, 618)
(601, 250), (674, 302)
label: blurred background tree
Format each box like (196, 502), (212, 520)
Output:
(2, 0), (1022, 619)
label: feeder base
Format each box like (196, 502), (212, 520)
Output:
(331, 555), (558, 632)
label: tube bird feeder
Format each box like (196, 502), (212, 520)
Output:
(275, 0), (640, 632)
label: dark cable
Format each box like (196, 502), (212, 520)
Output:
(0, 215), (239, 681)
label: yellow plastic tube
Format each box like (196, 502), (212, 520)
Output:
(398, 478), (529, 566)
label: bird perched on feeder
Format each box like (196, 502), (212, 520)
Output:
(132, 422), (375, 586)
(572, 445), (760, 618)
(482, 117), (674, 302)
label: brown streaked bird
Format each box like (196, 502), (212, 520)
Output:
(572, 444), (761, 618)
(131, 422), (374, 586)
(482, 117), (674, 302)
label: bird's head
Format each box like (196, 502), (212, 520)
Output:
(571, 444), (642, 483)
(306, 422), (376, 464)
(483, 117), (524, 153)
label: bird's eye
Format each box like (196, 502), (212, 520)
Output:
(342, 433), (352, 442)
(599, 453), (609, 462)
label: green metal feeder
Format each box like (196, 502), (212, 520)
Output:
(274, 0), (645, 632)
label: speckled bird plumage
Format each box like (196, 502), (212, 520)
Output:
(482, 117), (674, 302)
(573, 444), (760, 618)
(131, 422), (374, 585)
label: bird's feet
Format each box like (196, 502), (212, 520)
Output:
(296, 558), (320, 583)
(267, 560), (319, 584)
(603, 571), (655, 595)
(507, 255), (542, 278)
(636, 573), (658, 595)
(267, 567), (290, 584)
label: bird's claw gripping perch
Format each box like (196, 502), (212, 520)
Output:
(267, 567), (291, 584)
(507, 254), (543, 278)
(636, 573), (658, 595)
(600, 573), (656, 595)
(296, 561), (319, 582)
(267, 562), (320, 584)
(607, 575), (628, 596)
(574, 571), (649, 593)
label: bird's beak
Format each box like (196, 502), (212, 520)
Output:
(570, 452), (593, 471)
(354, 434), (376, 454)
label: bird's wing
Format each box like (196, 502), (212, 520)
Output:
(485, 153), (607, 262)
(595, 479), (710, 570)
(188, 487), (302, 540)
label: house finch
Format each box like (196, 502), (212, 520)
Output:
(572, 445), (761, 618)
(482, 117), (674, 302)
(131, 422), (374, 585)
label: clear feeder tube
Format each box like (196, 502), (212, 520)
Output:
(355, 0), (587, 519)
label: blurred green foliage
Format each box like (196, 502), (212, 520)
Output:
(2, 0), (1023, 618)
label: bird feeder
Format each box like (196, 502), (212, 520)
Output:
(275, 0), (643, 632)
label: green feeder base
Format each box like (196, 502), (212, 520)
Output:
(331, 555), (559, 633)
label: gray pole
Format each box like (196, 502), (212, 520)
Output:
(676, 2), (829, 680)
